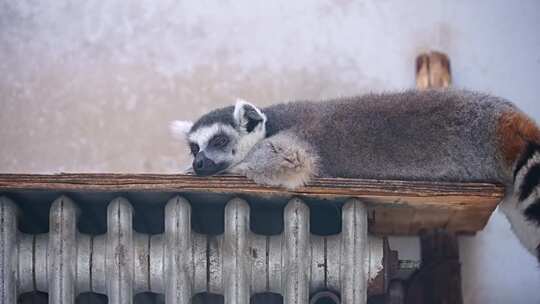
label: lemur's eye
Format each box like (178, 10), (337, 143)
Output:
(189, 143), (199, 155)
(210, 135), (229, 148)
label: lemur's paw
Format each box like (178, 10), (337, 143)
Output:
(231, 133), (319, 190)
(266, 141), (307, 170)
(245, 166), (309, 190)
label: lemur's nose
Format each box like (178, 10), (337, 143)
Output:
(194, 152), (214, 169)
(193, 151), (220, 176)
(195, 158), (204, 169)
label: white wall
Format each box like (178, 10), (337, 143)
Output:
(1, 0), (539, 302)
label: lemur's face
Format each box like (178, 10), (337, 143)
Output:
(170, 100), (267, 176)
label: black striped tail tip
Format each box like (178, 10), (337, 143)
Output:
(524, 198), (540, 226)
(514, 141), (540, 181)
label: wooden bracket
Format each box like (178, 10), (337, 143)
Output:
(416, 51), (451, 90)
(407, 51), (463, 304)
(406, 230), (463, 304)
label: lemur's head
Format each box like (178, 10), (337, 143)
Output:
(170, 99), (267, 176)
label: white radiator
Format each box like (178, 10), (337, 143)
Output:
(0, 195), (388, 304)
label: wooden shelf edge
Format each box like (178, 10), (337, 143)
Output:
(0, 173), (505, 235)
(0, 173), (504, 203)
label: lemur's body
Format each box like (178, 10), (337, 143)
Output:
(261, 90), (510, 181)
(171, 89), (540, 260)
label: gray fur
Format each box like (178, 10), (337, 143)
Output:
(262, 89), (513, 183)
(191, 106), (235, 132)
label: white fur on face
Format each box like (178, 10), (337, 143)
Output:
(188, 123), (234, 150)
(187, 120), (266, 171)
(186, 100), (268, 172)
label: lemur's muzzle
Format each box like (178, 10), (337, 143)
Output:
(193, 151), (227, 176)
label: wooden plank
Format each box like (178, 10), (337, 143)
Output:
(369, 206), (491, 235)
(416, 51), (451, 90)
(415, 53), (431, 89)
(405, 230), (463, 304)
(370, 207), (416, 235)
(445, 208), (494, 233)
(408, 208), (453, 234)
(0, 174), (504, 235)
(0, 174), (503, 205)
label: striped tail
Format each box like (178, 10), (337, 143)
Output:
(508, 141), (540, 261)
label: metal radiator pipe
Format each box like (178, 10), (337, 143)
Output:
(310, 291), (340, 304)
(49, 196), (77, 304)
(0, 197), (17, 304)
(164, 196), (192, 304)
(0, 195), (386, 304)
(340, 201), (368, 304)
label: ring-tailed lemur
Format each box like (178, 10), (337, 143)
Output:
(171, 89), (540, 261)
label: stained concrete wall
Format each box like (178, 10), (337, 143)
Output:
(1, 0), (540, 302)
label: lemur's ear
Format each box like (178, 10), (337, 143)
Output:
(233, 99), (267, 133)
(169, 120), (193, 139)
